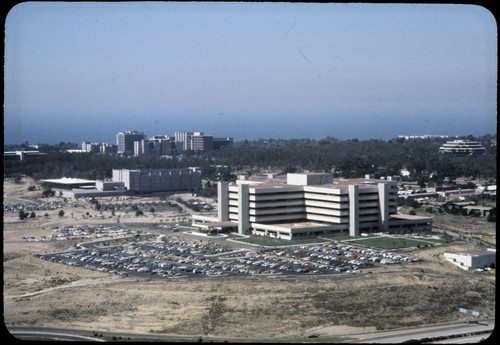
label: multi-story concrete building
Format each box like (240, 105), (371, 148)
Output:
(116, 131), (145, 154)
(81, 142), (118, 154)
(112, 168), (202, 194)
(190, 133), (213, 152)
(134, 135), (176, 157)
(192, 173), (433, 239)
(213, 137), (234, 150)
(175, 131), (197, 151)
(175, 131), (232, 152)
(439, 140), (485, 155)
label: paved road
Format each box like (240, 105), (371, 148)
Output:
(345, 319), (495, 343)
(7, 320), (495, 343)
(8, 327), (105, 342)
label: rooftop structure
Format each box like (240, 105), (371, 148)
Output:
(193, 173), (432, 240)
(40, 177), (96, 188)
(4, 150), (47, 161)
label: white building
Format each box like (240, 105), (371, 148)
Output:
(444, 249), (496, 271)
(192, 173), (433, 239)
(439, 140), (485, 155)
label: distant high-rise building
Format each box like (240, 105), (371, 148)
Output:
(82, 141), (118, 154)
(81, 142), (100, 153)
(134, 135), (176, 157)
(175, 131), (231, 152)
(191, 133), (213, 152)
(213, 137), (234, 150)
(175, 131), (197, 151)
(116, 131), (145, 154)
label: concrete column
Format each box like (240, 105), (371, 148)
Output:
(348, 184), (359, 237)
(238, 183), (250, 234)
(378, 183), (389, 232)
(217, 181), (229, 222)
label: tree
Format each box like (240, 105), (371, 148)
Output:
(42, 189), (54, 198)
(29, 211), (36, 218)
(58, 210), (65, 217)
(18, 210), (29, 220)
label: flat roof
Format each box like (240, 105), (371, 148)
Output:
(463, 205), (494, 211)
(272, 221), (328, 229)
(197, 221), (237, 228)
(238, 177), (396, 190)
(40, 177), (96, 184)
(389, 214), (433, 221)
(449, 250), (496, 257)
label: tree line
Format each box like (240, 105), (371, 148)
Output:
(4, 135), (496, 185)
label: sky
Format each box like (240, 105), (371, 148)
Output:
(4, 2), (497, 145)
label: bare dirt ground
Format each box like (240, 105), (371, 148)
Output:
(3, 178), (496, 342)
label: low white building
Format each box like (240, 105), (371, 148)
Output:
(443, 249), (496, 271)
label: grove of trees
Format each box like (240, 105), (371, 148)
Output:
(4, 135), (496, 185)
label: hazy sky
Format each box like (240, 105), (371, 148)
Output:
(4, 2), (497, 144)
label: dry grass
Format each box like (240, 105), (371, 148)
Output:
(3, 178), (496, 340)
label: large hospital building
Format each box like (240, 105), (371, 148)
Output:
(193, 173), (433, 239)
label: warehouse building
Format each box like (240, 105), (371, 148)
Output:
(40, 178), (128, 198)
(444, 249), (496, 271)
(192, 173), (433, 239)
(112, 168), (202, 194)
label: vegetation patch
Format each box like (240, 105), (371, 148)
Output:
(236, 236), (330, 247)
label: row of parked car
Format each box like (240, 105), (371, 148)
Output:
(23, 224), (142, 241)
(266, 242), (423, 271)
(36, 231), (423, 279)
(4, 200), (71, 212)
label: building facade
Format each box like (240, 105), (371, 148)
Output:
(193, 173), (433, 239)
(112, 168), (202, 194)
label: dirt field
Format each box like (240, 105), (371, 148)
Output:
(3, 178), (496, 342)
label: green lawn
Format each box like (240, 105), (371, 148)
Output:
(236, 236), (330, 247)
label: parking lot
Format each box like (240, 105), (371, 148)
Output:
(34, 225), (423, 280)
